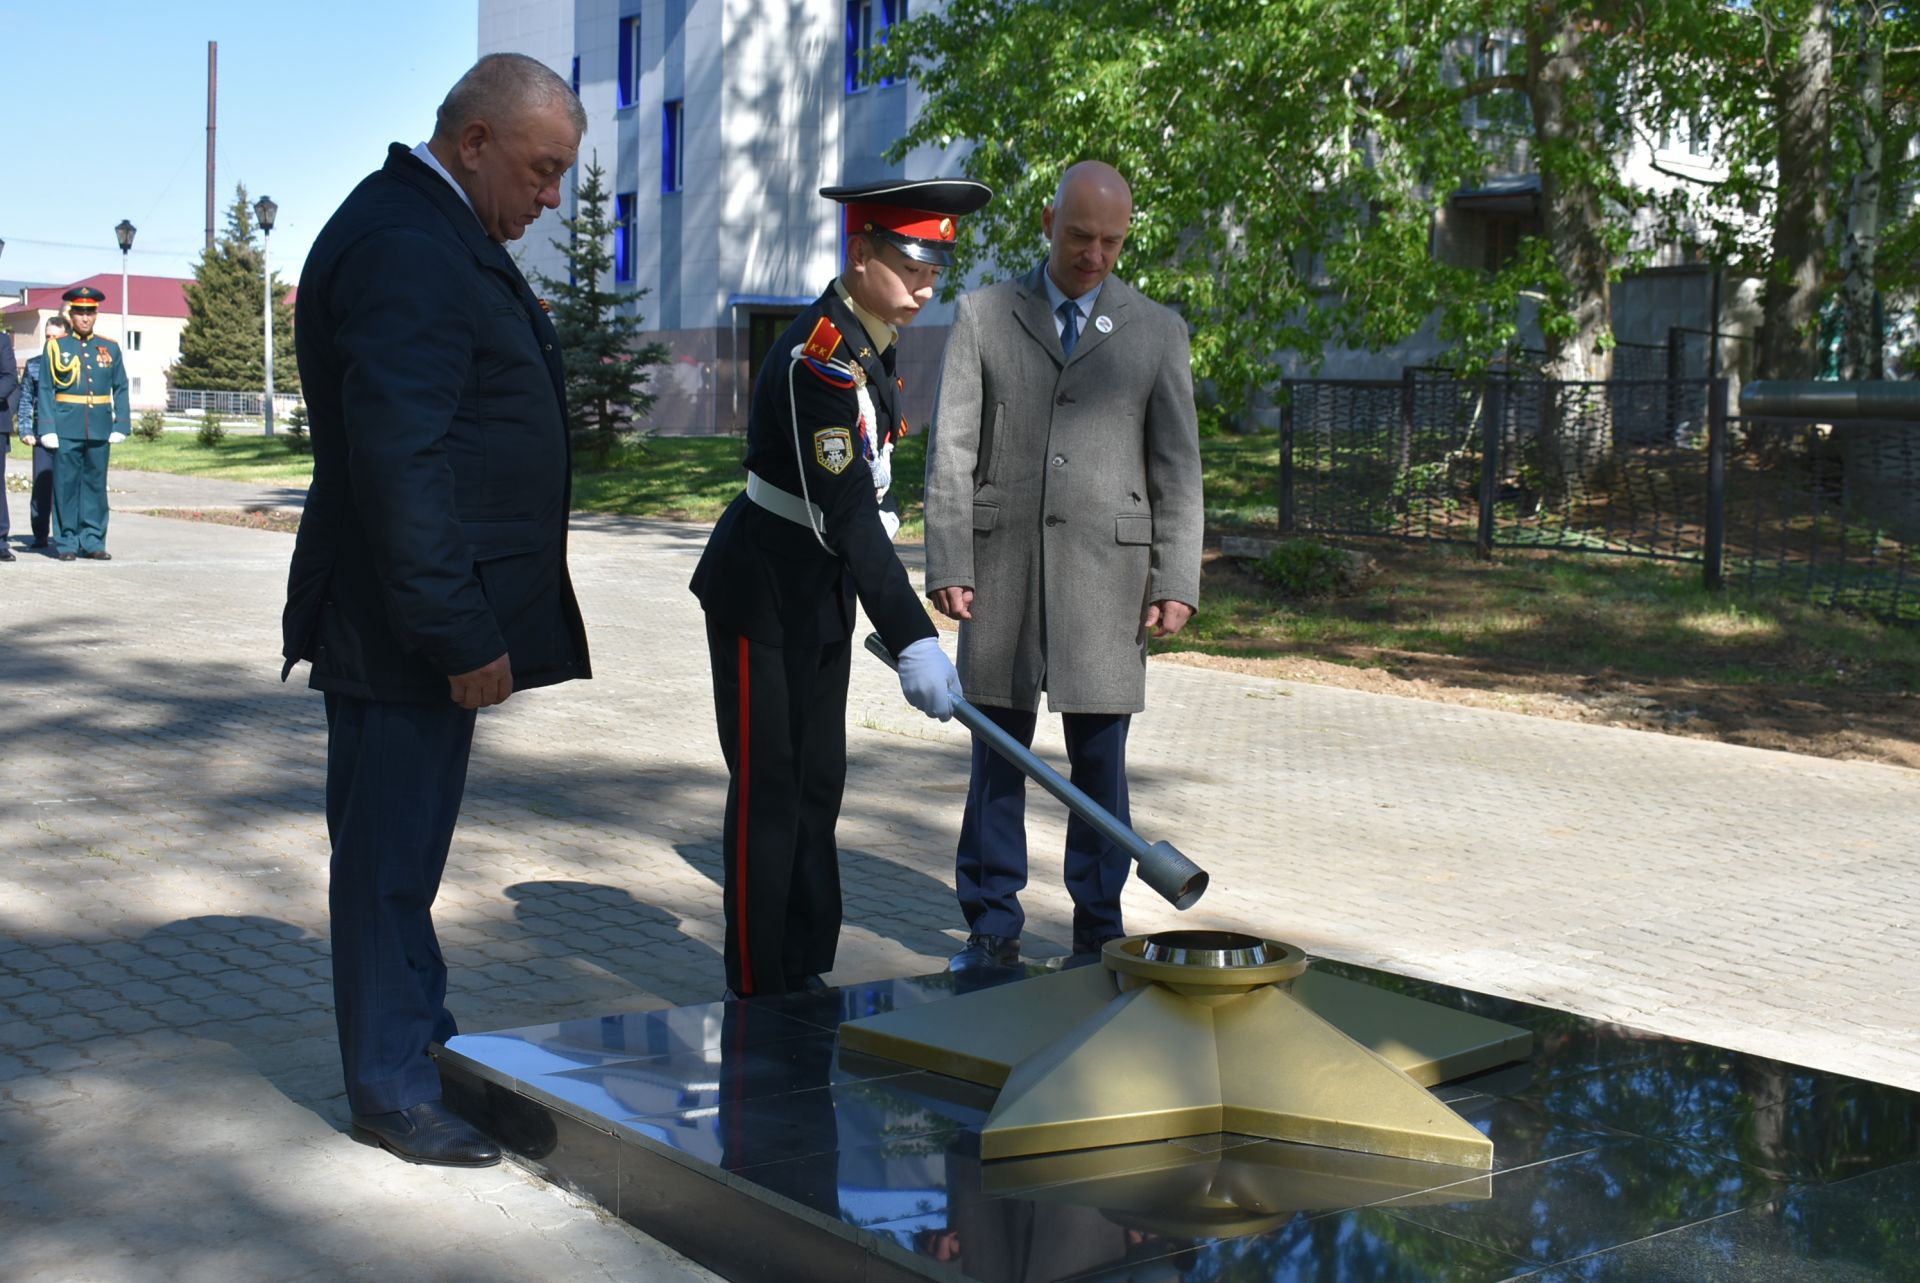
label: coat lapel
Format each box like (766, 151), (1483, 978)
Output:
(1013, 264), (1067, 366)
(1064, 275), (1132, 367)
(384, 145), (566, 407)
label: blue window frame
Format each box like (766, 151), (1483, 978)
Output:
(570, 55), (581, 95)
(615, 192), (637, 283)
(663, 100), (684, 193)
(845, 0), (906, 93)
(617, 15), (641, 109)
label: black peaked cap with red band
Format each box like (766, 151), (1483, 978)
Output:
(820, 178), (993, 267)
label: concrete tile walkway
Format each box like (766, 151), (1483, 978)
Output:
(3, 461), (1916, 1280)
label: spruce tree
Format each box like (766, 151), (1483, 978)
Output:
(170, 184), (297, 394)
(535, 156), (669, 468)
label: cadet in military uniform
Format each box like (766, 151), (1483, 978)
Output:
(691, 178), (990, 999)
(35, 287), (129, 560)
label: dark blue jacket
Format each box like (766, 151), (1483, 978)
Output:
(0, 340), (18, 450)
(282, 144), (590, 702)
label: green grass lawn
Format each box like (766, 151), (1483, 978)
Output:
(113, 434), (319, 484)
(1179, 536), (1920, 696)
(114, 427), (1920, 699)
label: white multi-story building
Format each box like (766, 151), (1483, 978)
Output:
(485, 0), (969, 435)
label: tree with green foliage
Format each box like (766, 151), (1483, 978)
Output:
(170, 185), (297, 394)
(534, 156), (670, 468)
(875, 0), (1781, 407)
(1631, 2), (1919, 379)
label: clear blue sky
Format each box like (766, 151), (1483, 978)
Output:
(5, 0), (480, 288)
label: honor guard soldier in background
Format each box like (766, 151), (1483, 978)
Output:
(35, 287), (129, 561)
(691, 177), (991, 1000)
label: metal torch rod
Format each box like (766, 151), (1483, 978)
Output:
(865, 633), (1208, 910)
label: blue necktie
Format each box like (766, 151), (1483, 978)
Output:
(1057, 300), (1080, 357)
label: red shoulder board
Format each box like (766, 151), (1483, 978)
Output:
(803, 317), (842, 362)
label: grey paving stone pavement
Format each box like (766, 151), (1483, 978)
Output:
(4, 460), (1918, 1280)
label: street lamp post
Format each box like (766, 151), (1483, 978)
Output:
(254, 196), (278, 436)
(114, 220), (136, 354)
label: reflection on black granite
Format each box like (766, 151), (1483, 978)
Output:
(1677, 1077), (1920, 1183)
(1385, 1136), (1788, 1267)
(1528, 1161), (1920, 1282)
(438, 954), (1920, 1283)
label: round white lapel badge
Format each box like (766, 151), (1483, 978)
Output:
(1094, 315), (1113, 334)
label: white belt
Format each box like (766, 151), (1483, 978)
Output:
(746, 471), (827, 534)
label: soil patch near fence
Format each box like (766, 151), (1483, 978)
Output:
(138, 507), (303, 534)
(1150, 537), (1920, 771)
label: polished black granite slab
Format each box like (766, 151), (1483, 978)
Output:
(437, 962), (1920, 1283)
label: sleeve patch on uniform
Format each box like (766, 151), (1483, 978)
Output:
(813, 427), (855, 475)
(803, 317), (843, 362)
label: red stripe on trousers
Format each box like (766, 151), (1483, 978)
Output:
(734, 636), (754, 994)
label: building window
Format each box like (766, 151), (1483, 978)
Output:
(130, 377), (143, 396)
(1659, 112), (1710, 157)
(615, 192), (637, 283)
(570, 55), (581, 95)
(617, 15), (641, 109)
(1466, 35), (1528, 132)
(663, 100), (684, 193)
(125, 330), (142, 351)
(845, 0), (906, 93)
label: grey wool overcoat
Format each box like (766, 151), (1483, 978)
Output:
(923, 264), (1204, 714)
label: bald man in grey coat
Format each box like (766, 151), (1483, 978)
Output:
(923, 161), (1204, 973)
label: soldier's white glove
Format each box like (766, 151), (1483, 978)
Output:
(897, 637), (962, 721)
(40, 433), (59, 449)
(108, 432), (126, 444)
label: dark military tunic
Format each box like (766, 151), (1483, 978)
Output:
(691, 284), (936, 997)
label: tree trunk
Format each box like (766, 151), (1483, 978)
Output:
(1759, 3), (1834, 381)
(1840, 2), (1884, 380)
(1526, 4), (1613, 385)
(1525, 4), (1614, 495)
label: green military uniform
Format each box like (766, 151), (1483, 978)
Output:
(36, 287), (128, 558)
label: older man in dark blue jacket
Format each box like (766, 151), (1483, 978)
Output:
(283, 53), (590, 1167)
(0, 338), (17, 560)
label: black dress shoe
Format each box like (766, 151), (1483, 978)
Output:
(28, 539), (49, 549)
(350, 1100), (501, 1167)
(56, 552), (77, 561)
(0, 548), (14, 562)
(786, 973), (832, 995)
(80, 550), (112, 560)
(948, 933), (1022, 973)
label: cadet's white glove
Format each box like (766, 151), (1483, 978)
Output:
(40, 433), (59, 449)
(879, 508), (901, 542)
(896, 637), (962, 721)
(108, 432), (126, 444)
(870, 441), (893, 496)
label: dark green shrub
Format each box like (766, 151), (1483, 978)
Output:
(283, 403), (311, 454)
(134, 410), (166, 442)
(197, 410), (226, 447)
(1253, 539), (1365, 598)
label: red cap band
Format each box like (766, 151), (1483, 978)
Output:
(845, 202), (957, 244)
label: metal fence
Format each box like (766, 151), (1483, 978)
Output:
(1277, 373), (1920, 623)
(167, 388), (304, 418)
(1723, 414), (1920, 621)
